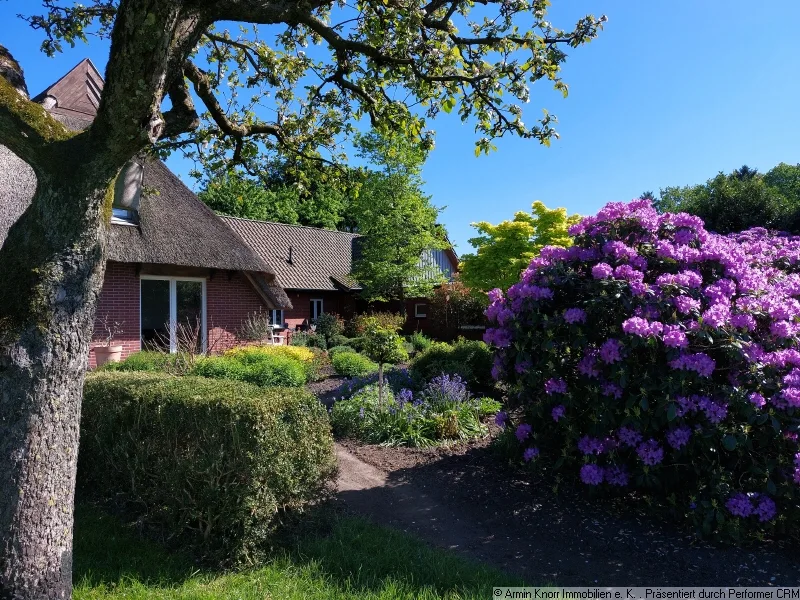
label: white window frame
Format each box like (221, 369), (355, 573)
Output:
(414, 302), (428, 318)
(140, 275), (207, 353)
(310, 298), (324, 321)
(271, 309), (284, 327)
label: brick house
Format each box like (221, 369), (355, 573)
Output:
(222, 217), (459, 334)
(0, 59), (291, 366)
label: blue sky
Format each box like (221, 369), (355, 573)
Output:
(2, 1), (800, 253)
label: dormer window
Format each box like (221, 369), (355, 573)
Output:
(111, 207), (137, 225)
(111, 160), (143, 226)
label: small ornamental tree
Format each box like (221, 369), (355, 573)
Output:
(362, 320), (409, 405)
(486, 199), (800, 538)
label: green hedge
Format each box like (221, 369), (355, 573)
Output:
(192, 354), (307, 387)
(328, 345), (357, 359)
(331, 352), (378, 377)
(79, 372), (337, 564)
(409, 339), (494, 392)
(100, 351), (179, 372)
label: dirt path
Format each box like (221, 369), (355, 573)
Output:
(335, 445), (491, 555)
(333, 441), (799, 586)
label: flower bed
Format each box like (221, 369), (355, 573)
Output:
(331, 373), (500, 447)
(486, 199), (800, 538)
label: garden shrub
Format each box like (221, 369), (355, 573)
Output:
(331, 352), (378, 378)
(314, 312), (345, 345)
(225, 345), (315, 365)
(329, 334), (352, 348)
(243, 354), (307, 387)
(347, 312), (405, 336)
(193, 352), (307, 388)
(328, 345), (357, 359)
(105, 351), (176, 372)
(80, 372), (337, 564)
(407, 331), (433, 353)
(486, 199), (800, 538)
(330, 374), (499, 447)
(192, 356), (248, 381)
(291, 331), (327, 350)
(409, 339), (494, 392)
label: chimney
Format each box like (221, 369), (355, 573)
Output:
(288, 246), (294, 265)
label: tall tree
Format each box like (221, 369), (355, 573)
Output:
(198, 172), (301, 223)
(652, 165), (800, 234)
(350, 132), (445, 309)
(460, 201), (580, 293)
(0, 2), (604, 595)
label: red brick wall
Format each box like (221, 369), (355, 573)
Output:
(89, 262), (141, 368)
(89, 262), (271, 367)
(281, 290), (357, 331)
(206, 271), (271, 351)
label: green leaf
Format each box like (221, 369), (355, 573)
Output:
(722, 435), (737, 451)
(667, 403), (677, 422)
(442, 96), (456, 114)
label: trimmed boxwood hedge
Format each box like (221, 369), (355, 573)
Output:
(79, 372), (337, 564)
(331, 352), (378, 377)
(409, 339), (494, 392)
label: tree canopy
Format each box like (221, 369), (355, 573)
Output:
(459, 201), (580, 293)
(651, 163), (800, 234)
(349, 132), (446, 305)
(0, 1), (606, 596)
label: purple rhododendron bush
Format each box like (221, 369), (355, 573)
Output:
(485, 199), (800, 538)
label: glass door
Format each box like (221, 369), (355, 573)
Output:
(310, 299), (323, 323)
(141, 277), (206, 353)
(141, 279), (170, 350)
(176, 280), (204, 353)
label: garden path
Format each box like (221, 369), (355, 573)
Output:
(333, 441), (799, 586)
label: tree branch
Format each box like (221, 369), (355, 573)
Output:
(0, 45), (71, 170)
(183, 60), (284, 142)
(162, 78), (200, 138)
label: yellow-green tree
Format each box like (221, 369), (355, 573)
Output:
(460, 201), (580, 293)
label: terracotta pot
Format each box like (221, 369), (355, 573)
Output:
(94, 345), (123, 366)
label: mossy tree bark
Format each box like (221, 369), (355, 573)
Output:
(0, 3), (208, 596)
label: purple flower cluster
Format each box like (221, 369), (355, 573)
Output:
(523, 447), (540, 462)
(726, 493), (777, 522)
(666, 426), (692, 450)
(545, 377), (567, 395)
(516, 423), (532, 442)
(423, 373), (470, 406)
(484, 198), (800, 533)
(564, 308), (588, 324)
(636, 439), (664, 466)
(622, 317), (663, 338)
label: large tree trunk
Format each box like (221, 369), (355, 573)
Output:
(0, 5), (209, 596)
(0, 147), (115, 598)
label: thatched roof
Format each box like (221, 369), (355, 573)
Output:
(223, 217), (362, 291)
(0, 59), (291, 309)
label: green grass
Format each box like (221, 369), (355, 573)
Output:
(73, 504), (521, 599)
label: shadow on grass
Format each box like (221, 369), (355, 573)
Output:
(72, 503), (202, 589)
(73, 501), (520, 599)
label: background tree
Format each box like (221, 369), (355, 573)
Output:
(652, 163), (800, 233)
(198, 172), (301, 223)
(459, 201), (581, 293)
(198, 162), (362, 229)
(350, 132), (447, 309)
(0, 1), (605, 594)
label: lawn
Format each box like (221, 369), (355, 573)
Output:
(73, 504), (522, 600)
